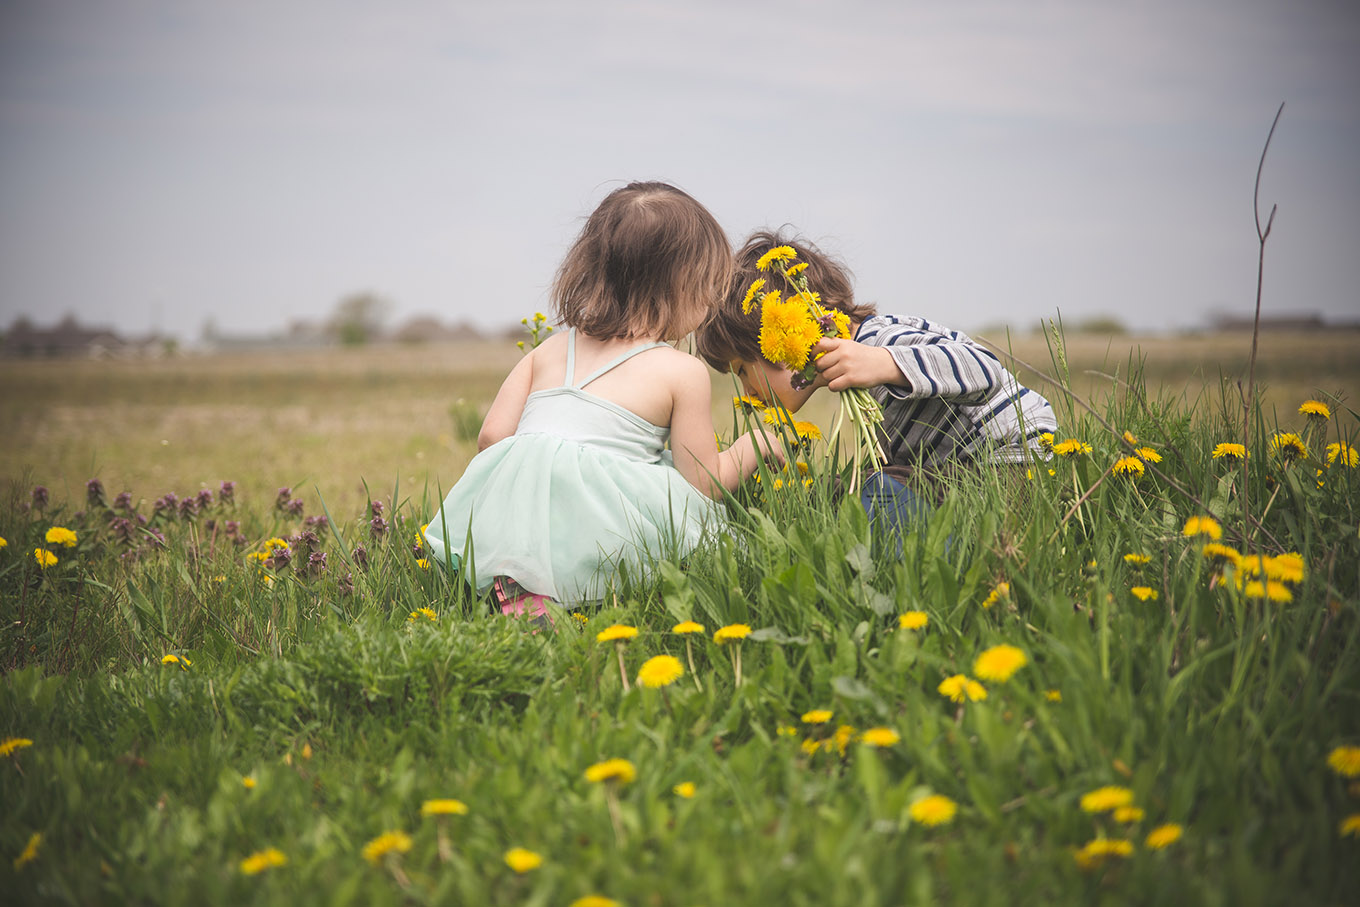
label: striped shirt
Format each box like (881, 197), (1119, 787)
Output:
(856, 315), (1057, 468)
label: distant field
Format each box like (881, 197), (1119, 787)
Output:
(2, 329), (1357, 516)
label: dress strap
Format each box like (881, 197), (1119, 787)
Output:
(574, 339), (670, 389)
(563, 328), (578, 386)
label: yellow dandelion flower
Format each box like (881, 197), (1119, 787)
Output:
(33, 548), (57, 569)
(741, 278), (767, 314)
(408, 607), (437, 622)
(861, 727), (901, 747)
(13, 832), (41, 871)
(1113, 805), (1145, 823)
(1123, 553), (1151, 566)
(898, 611), (929, 630)
(239, 847), (287, 875)
(571, 612), (589, 625)
(909, 794), (958, 827)
(755, 245), (797, 271)
(733, 395), (765, 411)
(1136, 446), (1162, 463)
(1269, 431), (1308, 463)
(1264, 552), (1304, 584)
(776, 724), (798, 737)
(758, 294), (822, 370)
(1299, 400), (1331, 420)
(263, 537), (289, 551)
(243, 776), (257, 789)
(1327, 745), (1360, 777)
(1240, 579), (1292, 603)
(1340, 814), (1360, 838)
(1122, 430), (1138, 445)
(1212, 442), (1248, 461)
(1327, 442), (1359, 468)
(801, 709), (833, 724)
(938, 674), (987, 703)
(0, 737), (34, 757)
(1130, 586), (1158, 602)
(973, 644), (1027, 683)
(421, 798), (469, 816)
(361, 830), (412, 865)
(792, 420), (823, 442)
(1045, 689), (1062, 703)
(416, 558), (430, 570)
(1181, 515), (1223, 541)
(1144, 823), (1183, 849)
(713, 623), (751, 644)
(596, 624), (638, 643)
(1201, 543), (1242, 569)
(981, 581), (1010, 609)
(672, 620), (704, 634)
(785, 261), (809, 277)
(0, 536), (7, 549)
(1074, 837), (1134, 868)
(831, 311), (852, 338)
(673, 781), (696, 798)
(637, 654), (683, 688)
(504, 847), (543, 873)
(44, 526), (77, 548)
(570, 897), (621, 907)
(1052, 439), (1092, 458)
(247, 551), (268, 563)
(800, 738), (822, 756)
(584, 758), (636, 785)
(1080, 786), (1134, 813)
(160, 654), (191, 668)
(1038, 432), (1055, 451)
(1112, 456), (1145, 478)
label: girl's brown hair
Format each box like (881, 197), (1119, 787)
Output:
(694, 229), (878, 372)
(551, 182), (732, 342)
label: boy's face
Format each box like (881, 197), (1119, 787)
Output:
(732, 358), (819, 413)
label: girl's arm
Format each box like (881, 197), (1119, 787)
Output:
(477, 352), (535, 450)
(670, 356), (784, 498)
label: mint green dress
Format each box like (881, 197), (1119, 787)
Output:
(423, 330), (723, 604)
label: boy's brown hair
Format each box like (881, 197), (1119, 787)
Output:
(552, 181), (731, 342)
(695, 229), (878, 372)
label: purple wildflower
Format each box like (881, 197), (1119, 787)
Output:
(304, 551), (327, 579)
(370, 515), (388, 540)
(113, 491), (134, 512)
(31, 486), (49, 509)
(275, 487), (292, 511)
(304, 514), (328, 534)
(369, 499), (384, 518)
(154, 493), (179, 518)
(338, 571), (354, 596)
(286, 498), (305, 516)
(178, 496), (198, 520)
(196, 488), (214, 510)
(266, 544), (292, 571)
(218, 480), (235, 505)
(352, 544), (369, 570)
(87, 478), (106, 508)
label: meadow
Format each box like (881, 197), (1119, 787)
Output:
(2, 326), (1359, 905)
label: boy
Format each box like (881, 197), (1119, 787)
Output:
(696, 229), (1057, 539)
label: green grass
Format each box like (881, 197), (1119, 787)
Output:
(2, 338), (1359, 905)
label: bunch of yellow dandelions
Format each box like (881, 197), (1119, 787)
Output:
(743, 245), (885, 492)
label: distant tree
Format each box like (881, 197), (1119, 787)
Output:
(331, 292), (390, 346)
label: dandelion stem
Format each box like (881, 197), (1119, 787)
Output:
(615, 641), (631, 693)
(685, 638), (702, 692)
(604, 785), (627, 847)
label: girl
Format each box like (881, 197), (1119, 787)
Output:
(424, 182), (783, 617)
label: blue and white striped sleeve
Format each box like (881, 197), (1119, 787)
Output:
(859, 318), (1003, 405)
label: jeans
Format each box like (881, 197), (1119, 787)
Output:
(859, 470), (932, 559)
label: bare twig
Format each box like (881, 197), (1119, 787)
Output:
(1242, 102), (1285, 544)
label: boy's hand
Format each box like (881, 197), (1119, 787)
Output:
(811, 338), (907, 391)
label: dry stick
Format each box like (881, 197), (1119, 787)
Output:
(982, 343), (1280, 549)
(1242, 102), (1285, 547)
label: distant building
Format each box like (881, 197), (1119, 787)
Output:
(1, 315), (169, 358)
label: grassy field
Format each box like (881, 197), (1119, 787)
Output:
(2, 329), (1356, 518)
(1, 327), (1359, 904)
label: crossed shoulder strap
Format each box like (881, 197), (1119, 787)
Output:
(563, 328), (669, 389)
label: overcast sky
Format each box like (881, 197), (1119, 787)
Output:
(1, 0), (1356, 341)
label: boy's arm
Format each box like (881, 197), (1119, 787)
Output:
(813, 324), (1002, 404)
